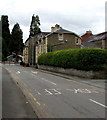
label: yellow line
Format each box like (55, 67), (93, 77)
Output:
(36, 101), (41, 106)
(29, 92), (41, 106)
(29, 92), (33, 97)
(34, 98), (37, 101)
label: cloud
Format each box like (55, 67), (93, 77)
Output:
(0, 0), (106, 42)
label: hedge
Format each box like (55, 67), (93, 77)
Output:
(38, 48), (107, 71)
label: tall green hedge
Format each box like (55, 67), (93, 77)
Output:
(38, 48), (107, 71)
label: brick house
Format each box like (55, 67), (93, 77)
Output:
(82, 31), (107, 49)
(81, 30), (93, 42)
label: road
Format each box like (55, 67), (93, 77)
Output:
(2, 64), (37, 119)
(3, 64), (107, 119)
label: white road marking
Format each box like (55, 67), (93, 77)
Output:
(89, 99), (107, 108)
(66, 88), (99, 93)
(31, 71), (38, 74)
(50, 89), (61, 95)
(74, 88), (84, 93)
(16, 71), (20, 74)
(41, 78), (56, 85)
(45, 89), (53, 95)
(79, 89), (92, 93)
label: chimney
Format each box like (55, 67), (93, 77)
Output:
(51, 24), (60, 32)
(86, 30), (92, 34)
(55, 24), (60, 30)
(51, 27), (55, 32)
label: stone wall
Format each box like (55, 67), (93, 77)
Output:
(38, 65), (107, 79)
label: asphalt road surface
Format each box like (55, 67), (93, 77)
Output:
(2, 64), (37, 119)
(3, 64), (107, 119)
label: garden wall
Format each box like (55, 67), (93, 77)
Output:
(38, 65), (107, 79)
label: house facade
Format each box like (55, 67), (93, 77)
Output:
(35, 32), (49, 63)
(35, 24), (81, 63)
(45, 24), (81, 52)
(23, 38), (29, 64)
(23, 24), (81, 65)
(82, 31), (107, 49)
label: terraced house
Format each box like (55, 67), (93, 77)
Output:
(82, 31), (107, 49)
(23, 24), (81, 66)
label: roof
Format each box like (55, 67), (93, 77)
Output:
(24, 32), (50, 43)
(82, 31), (107, 47)
(86, 31), (107, 42)
(81, 32), (93, 42)
(45, 27), (80, 38)
(24, 27), (81, 43)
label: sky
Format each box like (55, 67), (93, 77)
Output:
(0, 0), (106, 42)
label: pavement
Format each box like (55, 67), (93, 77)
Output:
(2, 64), (107, 119)
(2, 66), (38, 119)
(0, 63), (2, 119)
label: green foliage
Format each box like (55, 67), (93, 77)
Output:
(47, 45), (53, 52)
(29, 14), (41, 37)
(10, 23), (23, 53)
(2, 15), (11, 59)
(2, 15), (24, 61)
(38, 48), (107, 71)
(0, 37), (2, 61)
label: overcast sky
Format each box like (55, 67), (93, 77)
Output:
(0, 0), (106, 42)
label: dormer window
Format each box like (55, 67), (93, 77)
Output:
(58, 34), (63, 41)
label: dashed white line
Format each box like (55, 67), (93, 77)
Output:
(89, 99), (107, 108)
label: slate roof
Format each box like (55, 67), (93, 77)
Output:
(24, 27), (80, 43)
(45, 27), (80, 38)
(82, 31), (107, 48)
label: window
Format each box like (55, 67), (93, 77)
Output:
(58, 34), (63, 41)
(75, 37), (81, 45)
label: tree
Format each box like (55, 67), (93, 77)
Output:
(29, 14), (41, 37)
(2, 15), (11, 60)
(10, 23), (23, 54)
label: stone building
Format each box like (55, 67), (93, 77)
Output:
(23, 24), (81, 65)
(23, 38), (29, 64)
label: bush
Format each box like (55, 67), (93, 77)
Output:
(38, 48), (107, 71)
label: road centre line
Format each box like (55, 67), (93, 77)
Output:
(89, 99), (107, 108)
(41, 78), (56, 85)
